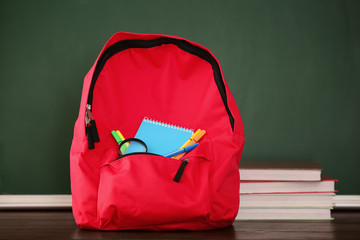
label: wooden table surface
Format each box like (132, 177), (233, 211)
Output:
(0, 210), (359, 240)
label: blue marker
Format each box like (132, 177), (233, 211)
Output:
(164, 143), (199, 158)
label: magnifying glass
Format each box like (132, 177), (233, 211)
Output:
(118, 138), (147, 156)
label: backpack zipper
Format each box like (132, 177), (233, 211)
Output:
(115, 152), (161, 161)
(173, 158), (189, 182)
(85, 37), (235, 149)
(85, 104), (100, 149)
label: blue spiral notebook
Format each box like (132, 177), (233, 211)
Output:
(126, 118), (194, 156)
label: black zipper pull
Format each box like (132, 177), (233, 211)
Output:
(86, 126), (95, 149)
(85, 108), (95, 149)
(85, 105), (100, 149)
(86, 105), (100, 142)
(89, 120), (100, 142)
(173, 158), (189, 182)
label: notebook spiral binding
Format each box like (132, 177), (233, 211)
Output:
(144, 117), (194, 133)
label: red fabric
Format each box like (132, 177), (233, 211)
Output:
(70, 32), (245, 230)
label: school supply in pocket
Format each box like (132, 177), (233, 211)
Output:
(126, 118), (194, 156)
(70, 32), (245, 231)
(164, 143), (199, 158)
(111, 130), (128, 154)
(173, 129), (206, 159)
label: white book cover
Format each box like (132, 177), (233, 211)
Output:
(239, 161), (322, 181)
(240, 176), (337, 194)
(240, 193), (335, 208)
(236, 208), (333, 220)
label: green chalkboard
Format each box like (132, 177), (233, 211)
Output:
(1, 0), (359, 194)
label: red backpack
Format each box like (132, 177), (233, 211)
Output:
(70, 32), (245, 230)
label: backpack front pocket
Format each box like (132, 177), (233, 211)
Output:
(97, 153), (212, 230)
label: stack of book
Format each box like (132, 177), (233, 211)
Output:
(236, 161), (337, 220)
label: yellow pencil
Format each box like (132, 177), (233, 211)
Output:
(173, 129), (206, 159)
(116, 130), (129, 148)
(179, 129), (202, 149)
